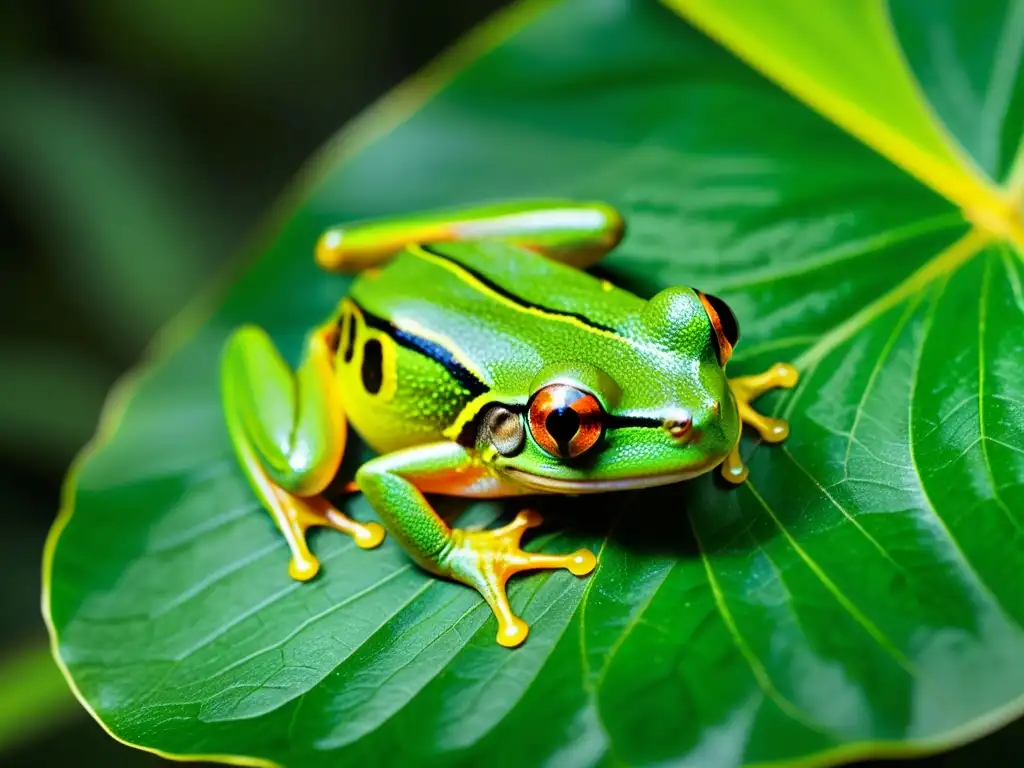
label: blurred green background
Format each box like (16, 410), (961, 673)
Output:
(0, 1), (502, 763)
(2, 1), (1023, 766)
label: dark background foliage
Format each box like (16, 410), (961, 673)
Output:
(0, 1), (502, 763)
(1, 1), (1022, 766)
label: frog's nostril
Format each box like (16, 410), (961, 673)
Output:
(681, 402), (726, 439)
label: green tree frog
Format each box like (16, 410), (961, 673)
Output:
(221, 201), (797, 647)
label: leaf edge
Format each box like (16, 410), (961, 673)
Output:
(39, 0), (558, 765)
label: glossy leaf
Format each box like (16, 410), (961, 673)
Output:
(663, 0), (1003, 216)
(886, 0), (1024, 186)
(45, 1), (1024, 766)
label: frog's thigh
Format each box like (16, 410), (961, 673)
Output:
(356, 442), (596, 648)
(223, 324), (344, 493)
(222, 325), (383, 580)
(316, 200), (624, 272)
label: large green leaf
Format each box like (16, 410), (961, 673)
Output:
(45, 0), (1024, 766)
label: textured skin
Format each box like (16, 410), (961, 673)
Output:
(342, 239), (740, 482)
(220, 201), (782, 646)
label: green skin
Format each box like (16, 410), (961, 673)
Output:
(221, 200), (796, 647)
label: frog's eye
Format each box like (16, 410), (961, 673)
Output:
(528, 384), (603, 459)
(479, 404), (525, 457)
(696, 290), (740, 365)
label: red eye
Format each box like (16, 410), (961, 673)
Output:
(528, 384), (603, 459)
(696, 290), (739, 365)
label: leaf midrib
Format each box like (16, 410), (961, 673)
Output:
(665, 0), (1024, 256)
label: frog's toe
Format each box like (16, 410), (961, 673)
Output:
(730, 362), (799, 400)
(444, 510), (597, 648)
(727, 360), (798, 455)
(772, 362), (799, 388)
(491, 508), (543, 536)
(720, 441), (750, 484)
(305, 498), (387, 550)
(288, 554), (320, 582)
(498, 615), (530, 648)
(566, 549), (598, 575)
(741, 407), (790, 443)
(352, 521), (387, 549)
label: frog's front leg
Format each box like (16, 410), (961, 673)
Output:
(221, 325), (385, 580)
(356, 442), (597, 648)
(721, 363), (800, 484)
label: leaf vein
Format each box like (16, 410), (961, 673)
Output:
(166, 544), (352, 662)
(783, 446), (905, 573)
(203, 564), (418, 679)
(907, 274), (1022, 628)
(977, 254), (1023, 535)
(742, 481), (916, 676)
(710, 213), (963, 293)
(689, 515), (830, 734)
(842, 297), (921, 478)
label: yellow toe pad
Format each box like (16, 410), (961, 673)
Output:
(445, 509), (597, 648)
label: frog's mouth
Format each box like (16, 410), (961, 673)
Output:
(504, 466), (712, 494)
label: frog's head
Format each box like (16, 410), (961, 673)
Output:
(476, 286), (742, 493)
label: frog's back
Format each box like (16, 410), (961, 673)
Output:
(338, 241), (647, 453)
(354, 240), (644, 328)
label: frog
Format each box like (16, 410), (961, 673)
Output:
(221, 200), (798, 647)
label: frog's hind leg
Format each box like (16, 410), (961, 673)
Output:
(221, 324), (385, 580)
(721, 363), (800, 484)
(316, 200), (624, 272)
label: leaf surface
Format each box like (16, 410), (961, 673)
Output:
(45, 1), (1024, 766)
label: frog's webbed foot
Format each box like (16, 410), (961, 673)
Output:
(277, 494), (386, 581)
(721, 362), (799, 484)
(443, 510), (597, 647)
